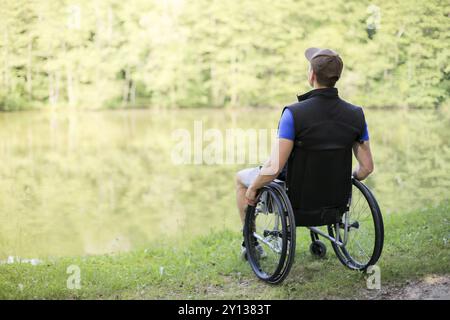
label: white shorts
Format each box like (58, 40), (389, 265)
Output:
(237, 167), (261, 187)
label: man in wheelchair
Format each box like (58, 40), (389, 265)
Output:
(236, 47), (374, 261)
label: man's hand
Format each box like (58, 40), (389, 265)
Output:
(245, 186), (258, 206)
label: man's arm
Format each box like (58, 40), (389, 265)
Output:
(245, 138), (293, 205)
(352, 140), (374, 180)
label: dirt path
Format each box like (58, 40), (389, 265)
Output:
(364, 275), (450, 300)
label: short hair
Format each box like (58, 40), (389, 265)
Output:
(310, 55), (343, 88)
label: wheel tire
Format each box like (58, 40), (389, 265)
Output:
(310, 240), (327, 258)
(328, 178), (384, 271)
(244, 183), (296, 284)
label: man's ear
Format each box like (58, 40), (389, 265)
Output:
(308, 69), (315, 87)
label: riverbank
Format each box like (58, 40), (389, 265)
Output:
(0, 202), (448, 299)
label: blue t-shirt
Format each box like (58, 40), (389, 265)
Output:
(278, 108), (370, 141)
(278, 109), (295, 140)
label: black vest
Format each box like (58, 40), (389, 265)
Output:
(283, 88), (366, 226)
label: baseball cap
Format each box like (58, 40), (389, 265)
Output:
(304, 47), (343, 81)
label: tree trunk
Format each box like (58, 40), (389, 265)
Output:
(2, 30), (10, 94)
(122, 68), (130, 107)
(66, 64), (75, 107)
(27, 38), (32, 100)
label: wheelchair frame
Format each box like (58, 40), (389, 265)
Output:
(244, 177), (384, 284)
(269, 180), (351, 247)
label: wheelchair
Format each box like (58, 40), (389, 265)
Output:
(243, 177), (384, 284)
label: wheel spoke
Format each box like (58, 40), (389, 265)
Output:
(245, 186), (296, 284)
(330, 180), (382, 269)
(252, 232), (282, 254)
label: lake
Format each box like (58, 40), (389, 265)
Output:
(0, 107), (449, 259)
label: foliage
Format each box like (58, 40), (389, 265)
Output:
(0, 0), (448, 111)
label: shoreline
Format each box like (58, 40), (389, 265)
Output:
(1, 202), (448, 299)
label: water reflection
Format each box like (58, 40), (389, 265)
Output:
(0, 108), (448, 258)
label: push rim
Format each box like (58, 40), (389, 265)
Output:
(328, 179), (384, 270)
(244, 185), (295, 283)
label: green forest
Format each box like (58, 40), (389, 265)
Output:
(0, 0), (449, 111)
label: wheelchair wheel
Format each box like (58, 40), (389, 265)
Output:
(328, 178), (384, 271)
(310, 240), (327, 258)
(244, 183), (296, 284)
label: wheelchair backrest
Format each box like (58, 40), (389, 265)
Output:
(284, 94), (366, 226)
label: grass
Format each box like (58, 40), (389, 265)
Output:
(0, 201), (448, 300)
